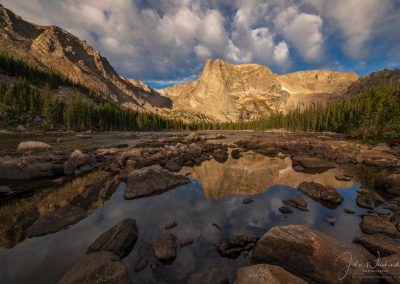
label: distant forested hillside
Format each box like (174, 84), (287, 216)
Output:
(0, 54), (185, 131)
(194, 83), (400, 143)
(1, 53), (399, 144)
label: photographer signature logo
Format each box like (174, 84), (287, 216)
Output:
(335, 251), (400, 280)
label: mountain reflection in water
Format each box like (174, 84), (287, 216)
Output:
(0, 151), (385, 284)
(181, 152), (356, 199)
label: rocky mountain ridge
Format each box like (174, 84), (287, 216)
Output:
(160, 59), (359, 121)
(2, 4), (398, 124)
(0, 4), (170, 111)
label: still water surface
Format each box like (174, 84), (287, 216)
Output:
(0, 152), (383, 283)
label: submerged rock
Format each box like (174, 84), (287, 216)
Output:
(216, 235), (259, 258)
(356, 193), (374, 209)
(26, 205), (87, 237)
(242, 198), (254, 204)
(252, 225), (375, 284)
(164, 221), (178, 230)
(211, 223), (222, 231)
(354, 233), (400, 257)
(58, 251), (131, 284)
(124, 165), (190, 199)
(344, 208), (355, 214)
(278, 206), (293, 214)
(297, 182), (343, 208)
(327, 215), (336, 225)
(212, 148), (228, 163)
(17, 141), (52, 151)
(292, 156), (336, 171)
(133, 257), (148, 272)
(180, 238), (194, 248)
(152, 233), (177, 264)
(87, 219), (138, 258)
(234, 264), (307, 284)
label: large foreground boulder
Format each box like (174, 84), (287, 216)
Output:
(152, 233), (177, 264)
(58, 251), (131, 284)
(298, 182), (343, 208)
(252, 225), (375, 284)
(26, 205), (87, 237)
(234, 264), (307, 284)
(17, 141), (52, 151)
(124, 165), (190, 199)
(87, 219), (138, 258)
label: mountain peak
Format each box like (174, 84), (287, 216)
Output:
(162, 60), (359, 122)
(0, 4), (171, 111)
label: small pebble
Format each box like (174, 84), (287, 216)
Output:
(134, 257), (148, 272)
(242, 198), (254, 205)
(344, 208), (355, 214)
(165, 221), (178, 230)
(328, 216), (336, 225)
(279, 206), (293, 214)
(212, 223), (222, 231)
(180, 238), (194, 248)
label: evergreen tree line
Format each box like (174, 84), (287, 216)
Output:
(1, 52), (399, 139)
(0, 79), (188, 131)
(0, 54), (188, 131)
(196, 83), (400, 141)
(0, 53), (92, 94)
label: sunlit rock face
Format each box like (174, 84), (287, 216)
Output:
(182, 153), (355, 200)
(0, 4), (170, 111)
(160, 59), (358, 122)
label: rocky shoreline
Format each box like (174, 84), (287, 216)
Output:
(1, 131), (400, 283)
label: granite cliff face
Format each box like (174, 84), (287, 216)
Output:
(160, 59), (359, 121)
(0, 4), (170, 111)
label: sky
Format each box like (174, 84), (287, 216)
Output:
(2, 0), (400, 88)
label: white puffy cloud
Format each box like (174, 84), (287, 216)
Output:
(194, 45), (211, 59)
(303, 0), (395, 58)
(274, 42), (289, 63)
(1, 0), (398, 83)
(274, 6), (323, 62)
(229, 2), (291, 66)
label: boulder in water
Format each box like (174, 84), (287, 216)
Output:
(87, 219), (138, 258)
